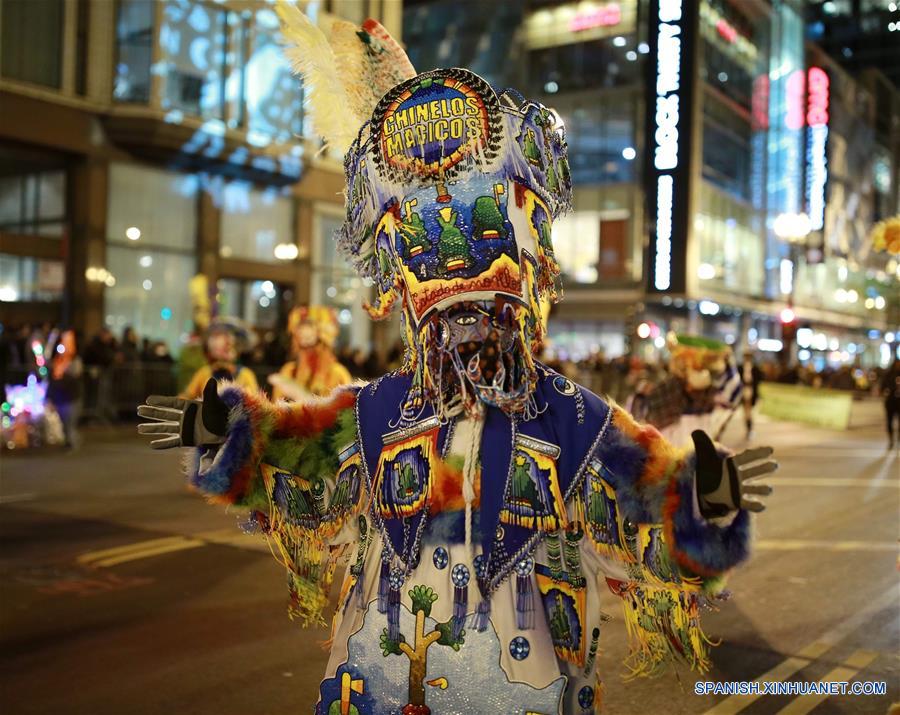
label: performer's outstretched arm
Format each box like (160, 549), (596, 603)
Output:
(137, 378), (358, 508)
(593, 404), (775, 583)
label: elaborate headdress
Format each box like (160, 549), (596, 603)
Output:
(287, 305), (340, 348)
(277, 4), (571, 417)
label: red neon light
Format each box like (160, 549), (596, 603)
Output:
(785, 69), (806, 131)
(751, 74), (770, 130)
(806, 67), (829, 127)
(568, 3), (622, 32)
(716, 18), (738, 43)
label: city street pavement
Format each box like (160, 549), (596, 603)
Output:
(1, 401), (898, 715)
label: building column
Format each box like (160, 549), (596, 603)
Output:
(197, 189), (220, 287)
(67, 158), (108, 339)
(294, 197), (314, 305)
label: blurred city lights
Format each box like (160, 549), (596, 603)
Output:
(654, 336), (666, 349)
(142, 280), (153, 291)
(543, 81), (559, 94)
(612, 36), (626, 47)
(697, 263), (716, 280)
(780, 307), (796, 323)
(758, 338), (783, 352)
(160, 307), (173, 320)
(0, 286), (18, 302)
(621, 146), (636, 160)
(699, 300), (720, 315)
(773, 212), (811, 240)
(139, 255), (153, 267)
(636, 322), (651, 339)
(273, 242), (299, 260)
(126, 226), (142, 241)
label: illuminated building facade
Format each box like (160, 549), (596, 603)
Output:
(405, 0), (899, 366)
(0, 0), (402, 354)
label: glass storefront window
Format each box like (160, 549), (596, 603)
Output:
(529, 35), (641, 93)
(107, 163), (198, 250)
(0, 0), (63, 88)
(217, 277), (285, 330)
(699, 1), (761, 110)
(0, 254), (64, 302)
(243, 8), (305, 144)
(219, 182), (293, 262)
(105, 245), (196, 356)
(696, 182), (764, 297)
(159, 0), (228, 119)
(553, 95), (636, 184)
(0, 169), (66, 237)
(702, 95), (752, 201)
(552, 211), (601, 284)
(114, 0), (154, 103)
(312, 211), (370, 349)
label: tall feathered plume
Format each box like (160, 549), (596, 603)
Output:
(275, 1), (416, 154)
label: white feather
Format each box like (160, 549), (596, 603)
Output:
(275, 1), (362, 153)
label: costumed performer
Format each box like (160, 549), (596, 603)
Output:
(138, 8), (777, 714)
(269, 306), (353, 401)
(181, 317), (259, 399)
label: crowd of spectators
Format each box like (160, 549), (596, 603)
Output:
(0, 322), (892, 434)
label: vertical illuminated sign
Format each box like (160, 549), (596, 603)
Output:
(805, 67), (829, 232)
(645, 0), (697, 293)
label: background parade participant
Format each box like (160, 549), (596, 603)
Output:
(138, 7), (777, 714)
(269, 306), (352, 401)
(181, 318), (258, 399)
(629, 334), (742, 447)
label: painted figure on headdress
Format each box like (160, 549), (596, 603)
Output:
(138, 8), (776, 714)
(181, 317), (258, 399)
(269, 306), (352, 401)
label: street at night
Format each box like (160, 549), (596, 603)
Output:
(1, 404), (897, 715)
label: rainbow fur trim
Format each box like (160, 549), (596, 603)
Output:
(664, 454), (751, 580)
(188, 383), (359, 506)
(595, 406), (750, 581)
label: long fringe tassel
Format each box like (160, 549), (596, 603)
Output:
(452, 584), (468, 639)
(515, 573), (534, 630)
(474, 597), (491, 633)
(377, 558), (390, 614)
(618, 586), (713, 678)
(387, 568), (402, 642)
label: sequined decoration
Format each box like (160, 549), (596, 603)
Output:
(578, 685), (594, 709)
(432, 546), (449, 570)
(509, 636), (530, 660)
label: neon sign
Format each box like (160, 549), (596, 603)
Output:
(805, 67), (829, 232)
(568, 4), (622, 32)
(651, 0), (684, 290)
